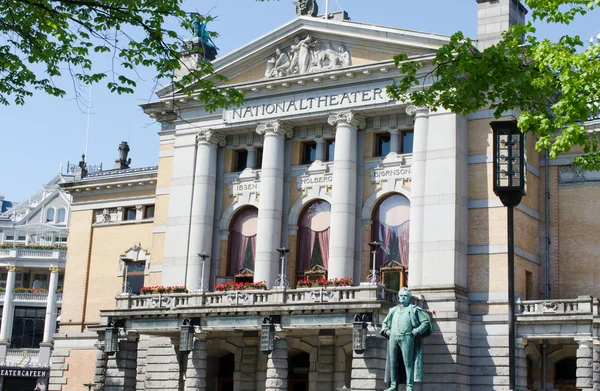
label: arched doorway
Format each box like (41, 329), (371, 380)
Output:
(228, 206), (258, 282)
(555, 357), (576, 390)
(372, 194), (410, 290)
(296, 200), (331, 281)
(288, 350), (310, 391)
(206, 352), (235, 391)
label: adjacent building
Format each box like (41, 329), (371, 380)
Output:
(45, 1), (600, 391)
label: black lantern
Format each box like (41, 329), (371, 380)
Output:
(353, 313), (373, 354)
(83, 382), (95, 391)
(179, 319), (195, 352)
(491, 120), (525, 391)
(261, 316), (280, 354)
(104, 323), (118, 355)
(492, 120), (525, 206)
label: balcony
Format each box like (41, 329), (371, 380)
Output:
(0, 247), (66, 261)
(0, 291), (62, 305)
(516, 296), (597, 339)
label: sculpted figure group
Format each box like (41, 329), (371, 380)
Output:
(265, 36), (351, 79)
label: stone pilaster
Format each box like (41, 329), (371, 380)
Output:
(316, 338), (335, 391)
(516, 339), (528, 390)
(136, 335), (149, 391)
(239, 346), (258, 391)
(246, 146), (258, 169)
(265, 338), (288, 391)
(327, 110), (365, 280)
(186, 129), (225, 288)
(351, 337), (386, 391)
(389, 128), (400, 154)
(578, 340), (594, 391)
(315, 137), (327, 161)
(185, 338), (207, 391)
(593, 345), (600, 391)
(93, 345), (108, 390)
(47, 348), (72, 391)
(105, 336), (138, 391)
(256, 350), (268, 391)
(144, 336), (180, 390)
(255, 121), (293, 287)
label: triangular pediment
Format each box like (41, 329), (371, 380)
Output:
(159, 15), (450, 97)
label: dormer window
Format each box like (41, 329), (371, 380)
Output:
(45, 208), (55, 223)
(56, 208), (66, 224)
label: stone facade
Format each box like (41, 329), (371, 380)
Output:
(48, 2), (600, 391)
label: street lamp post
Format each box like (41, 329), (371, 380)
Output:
(367, 241), (382, 284)
(275, 247), (290, 288)
(198, 253), (210, 292)
(492, 120), (526, 391)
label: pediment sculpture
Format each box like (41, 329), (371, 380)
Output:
(265, 36), (351, 79)
(296, 0), (318, 17)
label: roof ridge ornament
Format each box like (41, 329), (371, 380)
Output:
(296, 0), (318, 17)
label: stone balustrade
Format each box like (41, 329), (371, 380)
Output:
(517, 296), (596, 316)
(0, 248), (66, 261)
(115, 284), (397, 311)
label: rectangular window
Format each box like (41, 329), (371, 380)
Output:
(402, 131), (414, 154)
(326, 140), (335, 162)
(32, 274), (48, 289)
(57, 274), (64, 291)
(302, 142), (317, 165)
(125, 261), (146, 294)
(526, 271), (533, 300)
(123, 207), (137, 221)
(256, 148), (263, 169)
(10, 307), (45, 349)
(235, 150), (248, 172)
(16, 236), (26, 241)
(5, 235), (14, 241)
(144, 205), (155, 219)
(376, 134), (391, 157)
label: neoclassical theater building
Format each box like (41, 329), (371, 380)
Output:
(47, 1), (600, 390)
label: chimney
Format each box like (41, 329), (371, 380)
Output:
(476, 0), (528, 50)
(114, 141), (131, 170)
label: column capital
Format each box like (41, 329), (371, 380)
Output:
(49, 267), (62, 274)
(327, 110), (366, 129)
(405, 105), (429, 117)
(197, 129), (226, 147)
(256, 120), (293, 138)
(6, 266), (17, 272)
(388, 128), (400, 134)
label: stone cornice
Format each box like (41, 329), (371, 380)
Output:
(327, 110), (366, 129)
(256, 121), (294, 138)
(197, 129), (226, 147)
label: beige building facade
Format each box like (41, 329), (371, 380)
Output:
(47, 1), (600, 391)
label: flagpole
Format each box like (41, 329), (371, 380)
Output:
(324, 0), (329, 19)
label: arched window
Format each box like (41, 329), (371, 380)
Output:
(56, 208), (66, 223)
(228, 207), (258, 276)
(372, 194), (410, 267)
(45, 208), (55, 223)
(297, 201), (331, 276)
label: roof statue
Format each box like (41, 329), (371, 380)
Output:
(296, 0), (318, 17)
(188, 14), (218, 61)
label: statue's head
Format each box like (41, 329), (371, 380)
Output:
(398, 287), (411, 306)
(276, 48), (281, 55)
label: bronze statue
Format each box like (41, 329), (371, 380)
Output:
(190, 14), (218, 60)
(380, 287), (434, 391)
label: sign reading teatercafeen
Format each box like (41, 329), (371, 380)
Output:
(224, 83), (394, 124)
(0, 366), (49, 378)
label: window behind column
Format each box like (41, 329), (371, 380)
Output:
(296, 201), (331, 280)
(372, 194), (410, 290)
(228, 207), (258, 278)
(10, 307), (45, 349)
(376, 134), (391, 157)
(302, 142), (317, 165)
(234, 150), (248, 171)
(326, 140), (335, 162)
(402, 131), (414, 154)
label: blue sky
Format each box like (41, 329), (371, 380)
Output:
(1, 0), (599, 201)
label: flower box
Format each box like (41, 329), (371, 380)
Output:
(215, 281), (267, 292)
(296, 278), (353, 288)
(140, 286), (188, 295)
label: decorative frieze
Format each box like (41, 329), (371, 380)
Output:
(230, 169), (261, 204)
(370, 153), (412, 190)
(94, 207), (119, 224)
(297, 161), (333, 198)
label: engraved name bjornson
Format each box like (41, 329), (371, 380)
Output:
(373, 167), (411, 179)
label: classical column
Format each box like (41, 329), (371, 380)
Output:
(405, 106), (430, 287)
(0, 266), (18, 341)
(389, 128), (400, 154)
(185, 337), (207, 391)
(265, 337), (288, 391)
(578, 340), (594, 391)
(255, 121), (292, 286)
(327, 111), (365, 280)
(42, 267), (61, 343)
(246, 146), (258, 169)
(315, 137), (327, 162)
(186, 130), (225, 289)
